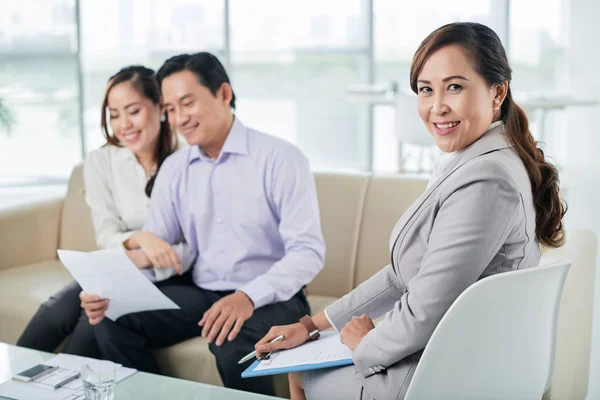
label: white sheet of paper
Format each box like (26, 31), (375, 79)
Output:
(254, 331), (353, 371)
(0, 354), (137, 400)
(57, 248), (180, 320)
(0, 379), (67, 400)
(47, 353), (137, 383)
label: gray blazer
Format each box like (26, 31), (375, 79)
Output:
(325, 124), (541, 400)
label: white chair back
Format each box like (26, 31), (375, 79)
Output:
(405, 261), (571, 400)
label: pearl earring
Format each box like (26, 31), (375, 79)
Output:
(493, 98), (500, 111)
(160, 114), (166, 122)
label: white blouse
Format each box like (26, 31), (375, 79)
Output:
(83, 144), (193, 281)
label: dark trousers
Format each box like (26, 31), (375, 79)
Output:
(93, 272), (310, 396)
(16, 280), (102, 358)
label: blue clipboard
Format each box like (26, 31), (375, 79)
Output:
(241, 357), (353, 378)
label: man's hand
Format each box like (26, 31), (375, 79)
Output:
(340, 314), (375, 351)
(199, 291), (254, 346)
(80, 291), (109, 325)
(130, 232), (182, 274)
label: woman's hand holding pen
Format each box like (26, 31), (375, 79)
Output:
(255, 312), (333, 357)
(255, 323), (310, 358)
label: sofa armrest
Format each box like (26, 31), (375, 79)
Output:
(0, 198), (63, 271)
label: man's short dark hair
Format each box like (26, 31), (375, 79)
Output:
(157, 52), (236, 110)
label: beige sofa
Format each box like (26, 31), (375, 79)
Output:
(0, 165), (596, 399)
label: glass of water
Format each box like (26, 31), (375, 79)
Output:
(81, 361), (116, 400)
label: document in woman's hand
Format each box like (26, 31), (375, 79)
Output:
(242, 331), (353, 378)
(57, 248), (179, 320)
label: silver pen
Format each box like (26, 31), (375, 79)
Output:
(237, 334), (285, 364)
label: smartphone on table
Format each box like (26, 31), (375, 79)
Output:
(12, 364), (58, 383)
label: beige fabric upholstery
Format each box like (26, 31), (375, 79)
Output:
(59, 165), (97, 252)
(154, 337), (222, 386)
(541, 229), (597, 400)
(0, 260), (73, 344)
(307, 295), (339, 315)
(0, 199), (62, 271)
(309, 172), (371, 298)
(354, 175), (429, 286)
(0, 164), (595, 400)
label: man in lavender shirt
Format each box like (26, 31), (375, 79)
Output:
(92, 53), (325, 396)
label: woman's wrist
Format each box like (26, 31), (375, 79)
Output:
(311, 311), (332, 332)
(123, 231), (146, 250)
(125, 249), (151, 268)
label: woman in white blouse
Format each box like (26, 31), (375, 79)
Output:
(17, 65), (192, 357)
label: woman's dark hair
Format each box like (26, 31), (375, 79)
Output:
(100, 65), (177, 197)
(156, 52), (236, 109)
(410, 22), (566, 248)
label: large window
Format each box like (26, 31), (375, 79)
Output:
(508, 0), (566, 154)
(230, 0), (371, 171)
(509, 0), (565, 93)
(0, 0), (80, 184)
(372, 0), (507, 172)
(0, 0), (570, 183)
(80, 0), (225, 151)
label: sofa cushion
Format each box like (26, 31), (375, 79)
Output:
(154, 336), (222, 385)
(354, 175), (428, 287)
(540, 229), (597, 400)
(0, 199), (63, 271)
(309, 172), (371, 298)
(307, 294), (338, 315)
(0, 260), (73, 344)
(60, 164), (97, 252)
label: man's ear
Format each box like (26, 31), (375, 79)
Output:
(218, 83), (233, 107)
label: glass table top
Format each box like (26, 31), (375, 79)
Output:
(0, 343), (283, 400)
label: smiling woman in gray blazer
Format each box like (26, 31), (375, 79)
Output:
(255, 22), (567, 400)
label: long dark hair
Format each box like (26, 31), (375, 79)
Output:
(100, 65), (176, 197)
(410, 22), (566, 248)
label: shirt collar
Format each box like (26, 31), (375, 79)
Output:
(116, 145), (137, 161)
(189, 116), (248, 163)
(115, 145), (157, 177)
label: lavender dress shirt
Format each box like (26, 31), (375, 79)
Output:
(143, 117), (325, 309)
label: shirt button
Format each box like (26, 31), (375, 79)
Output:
(216, 218), (222, 224)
